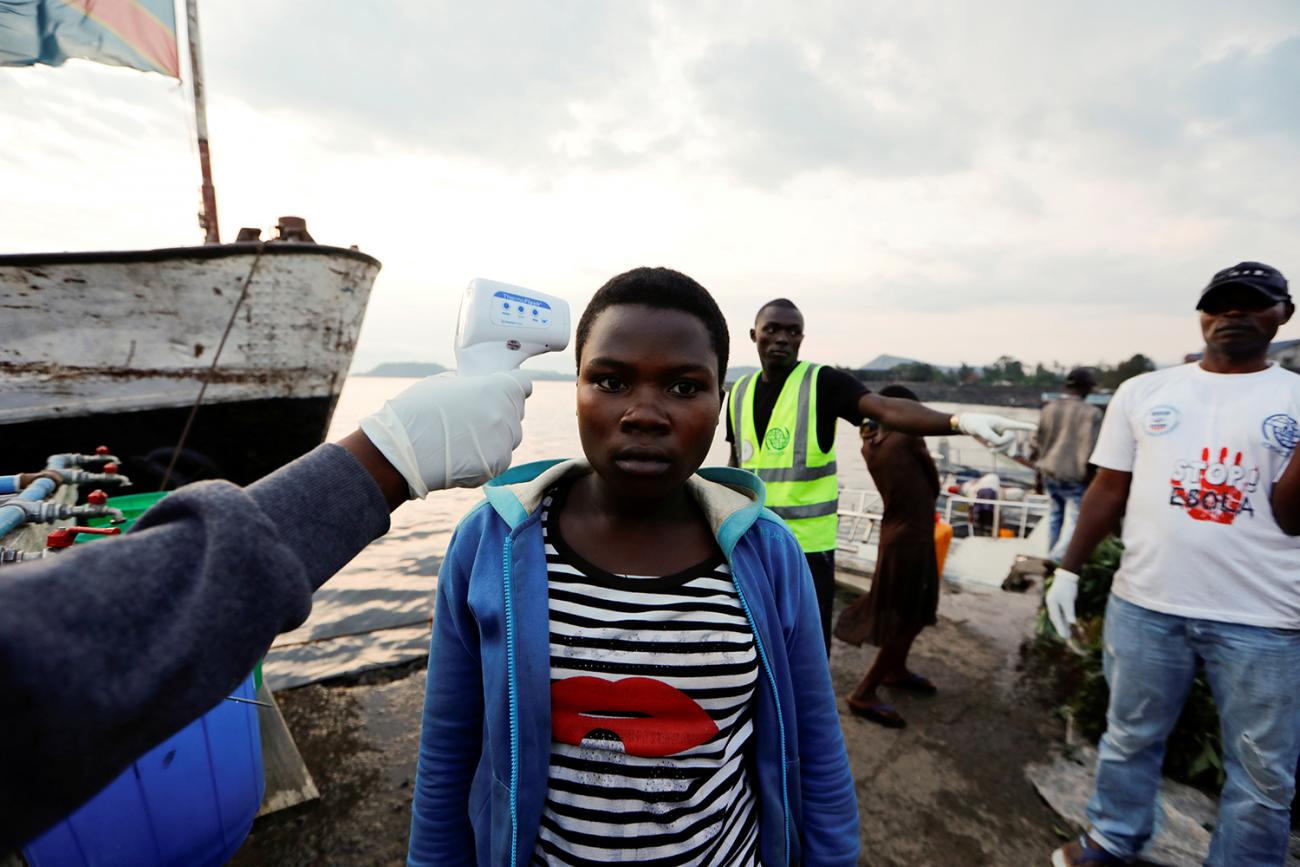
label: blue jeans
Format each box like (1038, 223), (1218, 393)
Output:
(1088, 595), (1300, 865)
(1044, 478), (1086, 562)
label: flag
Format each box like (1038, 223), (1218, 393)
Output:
(0, 0), (179, 77)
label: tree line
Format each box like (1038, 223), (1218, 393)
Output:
(846, 354), (1157, 390)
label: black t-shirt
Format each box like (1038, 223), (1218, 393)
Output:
(725, 364), (868, 458)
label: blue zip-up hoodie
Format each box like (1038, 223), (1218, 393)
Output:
(408, 460), (859, 866)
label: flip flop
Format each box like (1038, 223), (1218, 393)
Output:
(847, 698), (906, 728)
(883, 673), (937, 695)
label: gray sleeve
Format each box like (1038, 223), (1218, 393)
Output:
(0, 443), (390, 849)
(1031, 403), (1055, 465)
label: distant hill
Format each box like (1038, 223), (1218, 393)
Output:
(356, 361), (574, 380)
(860, 353), (957, 373)
(861, 353), (920, 371)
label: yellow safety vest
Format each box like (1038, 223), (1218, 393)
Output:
(730, 361), (839, 552)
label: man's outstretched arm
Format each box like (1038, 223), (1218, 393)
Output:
(0, 371), (532, 849)
(858, 392), (1037, 447)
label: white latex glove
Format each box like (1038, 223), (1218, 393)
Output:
(1045, 567), (1079, 639)
(358, 371), (532, 498)
(956, 413), (1037, 449)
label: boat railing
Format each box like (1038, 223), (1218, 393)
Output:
(836, 485), (1051, 554)
(836, 489), (885, 551)
(938, 490), (1051, 539)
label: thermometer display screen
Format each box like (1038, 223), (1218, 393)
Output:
(489, 290), (553, 329)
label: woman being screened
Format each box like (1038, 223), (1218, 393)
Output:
(834, 385), (942, 729)
(408, 268), (858, 866)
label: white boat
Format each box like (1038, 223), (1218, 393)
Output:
(835, 477), (1051, 591)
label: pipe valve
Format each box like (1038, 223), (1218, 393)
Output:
(46, 526), (122, 549)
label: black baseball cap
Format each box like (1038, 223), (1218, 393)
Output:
(1196, 261), (1290, 310)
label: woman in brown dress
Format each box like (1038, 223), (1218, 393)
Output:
(834, 384), (941, 728)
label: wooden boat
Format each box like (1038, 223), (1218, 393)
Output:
(0, 235), (379, 487)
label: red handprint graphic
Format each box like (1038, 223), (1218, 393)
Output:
(1169, 447), (1257, 524)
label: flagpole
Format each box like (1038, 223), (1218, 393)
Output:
(186, 0), (220, 244)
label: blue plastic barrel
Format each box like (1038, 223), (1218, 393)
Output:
(22, 673), (264, 867)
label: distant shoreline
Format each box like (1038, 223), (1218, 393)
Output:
(352, 364), (1046, 407)
(888, 383), (1047, 407)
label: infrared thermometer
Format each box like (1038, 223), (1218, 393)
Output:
(454, 278), (571, 376)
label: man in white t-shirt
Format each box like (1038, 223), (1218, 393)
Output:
(1047, 262), (1300, 867)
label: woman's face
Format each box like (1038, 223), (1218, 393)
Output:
(576, 304), (722, 501)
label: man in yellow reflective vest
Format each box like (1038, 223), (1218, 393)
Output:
(728, 299), (1036, 654)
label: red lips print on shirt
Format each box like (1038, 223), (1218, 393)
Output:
(550, 676), (719, 757)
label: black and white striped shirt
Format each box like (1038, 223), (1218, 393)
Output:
(532, 484), (761, 866)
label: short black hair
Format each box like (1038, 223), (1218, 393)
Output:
(1064, 367), (1097, 394)
(575, 267), (730, 382)
(755, 298), (800, 322)
(879, 384), (920, 402)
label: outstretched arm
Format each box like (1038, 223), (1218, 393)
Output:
(858, 392), (954, 436)
(0, 444), (392, 851)
(0, 371), (533, 849)
(857, 393), (1037, 446)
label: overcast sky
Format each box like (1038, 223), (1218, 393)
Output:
(3, 0), (1299, 373)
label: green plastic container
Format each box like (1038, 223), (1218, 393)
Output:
(85, 490), (170, 533)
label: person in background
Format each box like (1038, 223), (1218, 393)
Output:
(0, 371), (532, 851)
(1032, 367), (1103, 562)
(1047, 261), (1300, 867)
(409, 269), (859, 866)
(727, 298), (1035, 654)
(833, 385), (942, 728)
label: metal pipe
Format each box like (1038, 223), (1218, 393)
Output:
(1, 547), (49, 566)
(45, 452), (122, 469)
(0, 477), (58, 539)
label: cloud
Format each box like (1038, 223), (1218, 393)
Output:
(686, 38), (973, 185)
(204, 0), (654, 168)
(1189, 36), (1300, 134)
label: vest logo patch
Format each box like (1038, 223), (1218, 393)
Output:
(764, 427), (791, 452)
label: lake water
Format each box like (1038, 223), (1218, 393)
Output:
(263, 376), (1040, 688)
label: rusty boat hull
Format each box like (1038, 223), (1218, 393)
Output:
(0, 242), (381, 487)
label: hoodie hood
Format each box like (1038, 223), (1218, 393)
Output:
(483, 459), (770, 557)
